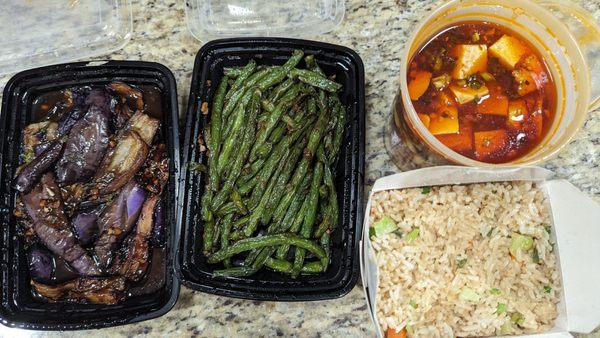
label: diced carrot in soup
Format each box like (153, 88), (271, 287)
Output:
(489, 35), (530, 69)
(519, 54), (544, 74)
(408, 71), (432, 100)
(474, 130), (509, 160)
(512, 69), (538, 96)
(477, 83), (508, 116)
(418, 113), (431, 128)
(449, 84), (489, 105)
(452, 44), (488, 79)
(429, 105), (459, 135)
(438, 120), (473, 152)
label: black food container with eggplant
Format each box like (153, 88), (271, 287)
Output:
(0, 61), (180, 330)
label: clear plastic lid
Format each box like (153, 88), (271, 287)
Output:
(185, 0), (345, 41)
(0, 0), (133, 76)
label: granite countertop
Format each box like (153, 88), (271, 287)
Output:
(0, 0), (598, 337)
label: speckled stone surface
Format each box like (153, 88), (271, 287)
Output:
(0, 0), (598, 337)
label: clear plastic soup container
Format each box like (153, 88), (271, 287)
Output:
(184, 0), (345, 41)
(387, 0), (600, 169)
(0, 0), (133, 76)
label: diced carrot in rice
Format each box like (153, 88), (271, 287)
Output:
(452, 44), (488, 79)
(386, 328), (407, 338)
(418, 113), (431, 128)
(408, 71), (432, 100)
(474, 129), (508, 160)
(477, 84), (508, 116)
(489, 35), (529, 69)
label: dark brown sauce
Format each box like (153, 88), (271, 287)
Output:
(26, 83), (167, 302)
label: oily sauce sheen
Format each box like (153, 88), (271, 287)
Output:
(407, 22), (557, 163)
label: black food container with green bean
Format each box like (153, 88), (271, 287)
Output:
(177, 38), (366, 301)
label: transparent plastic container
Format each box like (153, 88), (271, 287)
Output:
(0, 0), (133, 76)
(184, 0), (345, 41)
(387, 0), (600, 170)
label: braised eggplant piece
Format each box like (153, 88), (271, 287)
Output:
(15, 139), (64, 193)
(150, 198), (166, 247)
(138, 143), (169, 195)
(92, 130), (150, 195)
(22, 173), (100, 276)
(31, 277), (126, 305)
(126, 111), (160, 145)
(15, 82), (168, 305)
(72, 205), (104, 247)
(112, 195), (158, 281)
(107, 81), (144, 111)
(56, 96), (111, 185)
(94, 181), (147, 268)
(28, 246), (54, 282)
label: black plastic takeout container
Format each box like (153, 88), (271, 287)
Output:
(177, 38), (366, 301)
(0, 61), (181, 330)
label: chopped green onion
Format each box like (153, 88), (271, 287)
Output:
(509, 234), (534, 257)
(409, 300), (418, 309)
(405, 228), (420, 244)
(421, 186), (431, 194)
(496, 302), (507, 314)
(457, 258), (467, 268)
(510, 312), (524, 326)
(369, 227), (376, 240)
(393, 229), (404, 238)
(490, 288), (501, 295)
(486, 228), (494, 237)
(467, 74), (484, 89)
(544, 225), (552, 234)
(544, 285), (552, 294)
(371, 216), (397, 238)
(480, 72), (495, 82)
(531, 247), (540, 264)
(459, 287), (480, 302)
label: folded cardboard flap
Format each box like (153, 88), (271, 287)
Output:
(361, 166), (600, 337)
(545, 180), (600, 333)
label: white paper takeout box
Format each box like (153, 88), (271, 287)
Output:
(360, 166), (600, 338)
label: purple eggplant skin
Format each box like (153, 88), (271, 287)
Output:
(27, 246), (55, 282)
(56, 99), (111, 185)
(14, 139), (64, 193)
(72, 205), (104, 247)
(150, 199), (166, 247)
(22, 173), (101, 276)
(94, 181), (146, 268)
(33, 141), (51, 156)
(84, 89), (111, 109)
